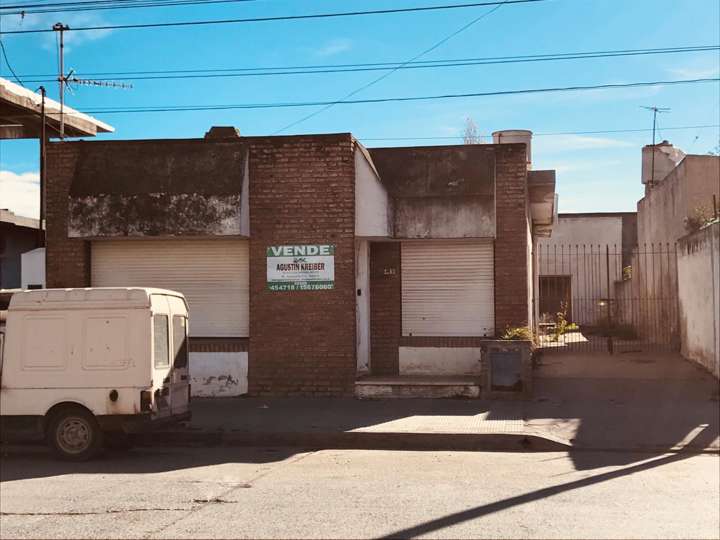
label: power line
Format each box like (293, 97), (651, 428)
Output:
(275, 0), (514, 134)
(0, 0), (545, 35)
(42, 77), (716, 115)
(358, 124), (720, 141)
(0, 0), (260, 16)
(0, 15), (24, 85)
(16, 45), (720, 83)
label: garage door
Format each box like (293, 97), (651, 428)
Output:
(92, 239), (249, 337)
(402, 240), (494, 337)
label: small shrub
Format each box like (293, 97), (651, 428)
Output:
(552, 302), (570, 342)
(684, 205), (715, 233)
(501, 326), (534, 341)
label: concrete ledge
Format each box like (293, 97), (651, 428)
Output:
(355, 376), (480, 399)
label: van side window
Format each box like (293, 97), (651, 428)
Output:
(173, 316), (188, 369)
(153, 315), (170, 368)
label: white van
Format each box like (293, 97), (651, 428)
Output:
(0, 287), (191, 460)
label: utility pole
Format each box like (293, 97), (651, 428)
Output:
(53, 22), (70, 139)
(38, 86), (47, 248)
(641, 105), (671, 186)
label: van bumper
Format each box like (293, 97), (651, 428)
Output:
(97, 410), (192, 434)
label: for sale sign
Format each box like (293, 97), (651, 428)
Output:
(266, 244), (335, 291)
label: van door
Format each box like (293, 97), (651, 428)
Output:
(170, 315), (190, 415)
(0, 331), (4, 386)
(152, 314), (173, 419)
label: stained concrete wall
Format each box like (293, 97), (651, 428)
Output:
(369, 145), (496, 239)
(637, 155), (720, 247)
(677, 222), (719, 378)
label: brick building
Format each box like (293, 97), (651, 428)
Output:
(44, 127), (556, 397)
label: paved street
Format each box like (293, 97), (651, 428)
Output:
(1, 446), (718, 539)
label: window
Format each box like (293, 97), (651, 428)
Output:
(153, 315), (170, 368)
(173, 316), (188, 369)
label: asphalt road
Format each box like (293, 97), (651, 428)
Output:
(1, 446), (718, 539)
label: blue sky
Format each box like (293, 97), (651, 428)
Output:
(1, 0), (719, 218)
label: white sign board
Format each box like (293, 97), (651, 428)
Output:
(266, 244), (335, 291)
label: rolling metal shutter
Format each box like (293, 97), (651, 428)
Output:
(91, 239), (249, 337)
(402, 240), (494, 337)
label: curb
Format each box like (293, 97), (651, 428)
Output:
(136, 429), (720, 454)
(137, 429), (572, 452)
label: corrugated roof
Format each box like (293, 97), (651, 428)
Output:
(0, 77), (114, 139)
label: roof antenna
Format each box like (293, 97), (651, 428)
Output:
(52, 22), (132, 140)
(641, 105), (670, 186)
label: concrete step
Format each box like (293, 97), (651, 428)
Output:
(355, 376), (481, 399)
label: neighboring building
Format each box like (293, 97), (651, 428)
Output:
(615, 142), (720, 352)
(44, 127), (556, 397)
(637, 141), (719, 247)
(536, 212), (637, 325)
(0, 209), (43, 289)
(1, 77), (112, 291)
(1, 77), (114, 139)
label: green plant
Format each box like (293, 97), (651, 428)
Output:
(623, 266), (632, 280)
(551, 302), (570, 342)
(500, 326), (534, 341)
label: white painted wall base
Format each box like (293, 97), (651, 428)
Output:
(399, 347), (483, 376)
(189, 352), (248, 397)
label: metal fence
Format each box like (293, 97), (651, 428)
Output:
(536, 243), (679, 354)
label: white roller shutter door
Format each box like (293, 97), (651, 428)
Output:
(92, 239), (249, 337)
(402, 240), (494, 337)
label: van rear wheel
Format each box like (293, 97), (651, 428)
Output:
(46, 407), (104, 461)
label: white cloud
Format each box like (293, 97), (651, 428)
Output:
(666, 65), (720, 79)
(534, 134), (634, 154)
(0, 170), (40, 219)
(315, 39), (352, 57)
(1, 12), (113, 51)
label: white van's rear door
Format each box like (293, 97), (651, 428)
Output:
(171, 315), (190, 415)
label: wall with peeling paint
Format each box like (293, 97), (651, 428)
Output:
(190, 352), (248, 397)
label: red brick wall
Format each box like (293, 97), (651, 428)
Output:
(494, 144), (530, 332)
(45, 143), (91, 288)
(369, 242), (401, 375)
(247, 134), (357, 396)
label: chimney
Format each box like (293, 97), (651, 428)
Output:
(641, 140), (685, 186)
(492, 129), (532, 169)
(204, 126), (241, 139)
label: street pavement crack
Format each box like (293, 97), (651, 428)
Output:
(142, 450), (318, 539)
(1, 508), (191, 516)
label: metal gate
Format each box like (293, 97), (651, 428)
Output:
(536, 243), (679, 353)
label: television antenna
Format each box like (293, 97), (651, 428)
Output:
(52, 22), (132, 139)
(641, 105), (671, 185)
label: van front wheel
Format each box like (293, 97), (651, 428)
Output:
(46, 407), (104, 461)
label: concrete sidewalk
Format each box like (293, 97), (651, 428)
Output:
(145, 352), (719, 456)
